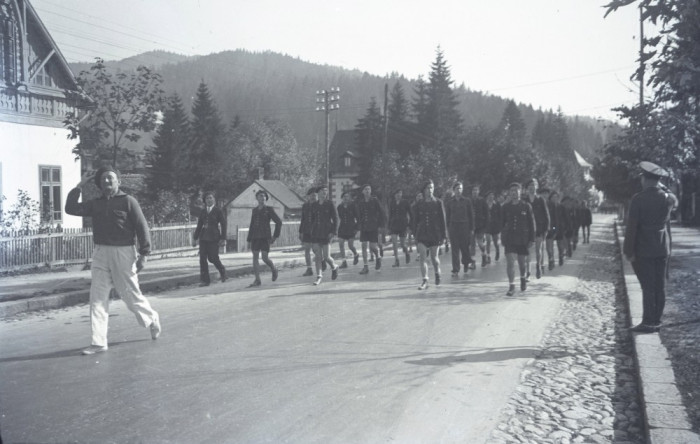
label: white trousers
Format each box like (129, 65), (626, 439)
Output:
(89, 245), (159, 347)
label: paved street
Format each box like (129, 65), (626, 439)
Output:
(1, 224), (593, 443)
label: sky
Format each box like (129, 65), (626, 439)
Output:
(31, 0), (648, 121)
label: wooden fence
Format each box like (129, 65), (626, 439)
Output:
(0, 224), (198, 271)
(237, 221), (301, 252)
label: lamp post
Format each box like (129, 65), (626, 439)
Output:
(316, 87), (340, 189)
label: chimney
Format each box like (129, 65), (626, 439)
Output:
(258, 167), (264, 180)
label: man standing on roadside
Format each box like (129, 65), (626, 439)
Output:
(193, 191), (227, 287)
(65, 167), (161, 355)
(445, 181), (474, 277)
(624, 161), (678, 333)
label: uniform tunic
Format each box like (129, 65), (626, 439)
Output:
(388, 198), (412, 235)
(413, 198), (447, 247)
(337, 202), (359, 240)
(246, 206), (282, 241)
(523, 194), (550, 237)
(486, 201), (502, 235)
(501, 200), (535, 248)
(310, 200), (339, 244)
(356, 197), (386, 241)
(472, 197), (489, 233)
(299, 201), (314, 243)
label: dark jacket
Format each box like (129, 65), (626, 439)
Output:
(65, 188), (151, 255)
(246, 205), (282, 242)
(623, 186), (675, 259)
(486, 201), (502, 235)
(388, 198), (412, 232)
(546, 200), (560, 240)
(337, 202), (359, 238)
(523, 194), (550, 236)
(472, 197), (489, 232)
(558, 203), (573, 237)
(581, 208), (593, 226)
(194, 206), (227, 242)
(445, 195), (474, 232)
(356, 197), (386, 232)
(501, 200), (535, 247)
(310, 200), (339, 239)
(412, 198), (447, 245)
(299, 201), (314, 236)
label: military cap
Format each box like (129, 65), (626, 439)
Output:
(640, 161), (668, 178)
(306, 187), (318, 196)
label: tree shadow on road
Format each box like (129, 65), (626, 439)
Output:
(0, 339), (149, 363)
(405, 346), (550, 366)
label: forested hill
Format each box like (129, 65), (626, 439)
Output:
(69, 49), (609, 162)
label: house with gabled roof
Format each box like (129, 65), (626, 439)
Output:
(328, 129), (361, 203)
(0, 0), (93, 229)
(225, 176), (305, 241)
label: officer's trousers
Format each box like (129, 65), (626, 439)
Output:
(632, 257), (668, 326)
(449, 223), (470, 272)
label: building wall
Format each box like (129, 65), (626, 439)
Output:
(0, 121), (81, 229)
(330, 176), (356, 204)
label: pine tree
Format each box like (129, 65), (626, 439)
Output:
(426, 47), (462, 155)
(354, 97), (384, 187)
(185, 81), (225, 193)
(145, 94), (189, 194)
(388, 81), (409, 124)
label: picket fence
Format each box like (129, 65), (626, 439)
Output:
(0, 221), (303, 271)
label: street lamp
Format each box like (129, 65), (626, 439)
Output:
(316, 87), (340, 189)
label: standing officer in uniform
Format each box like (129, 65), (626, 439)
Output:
(445, 181), (474, 277)
(193, 191), (227, 286)
(388, 189), (412, 267)
(624, 161), (677, 333)
(246, 190), (282, 287)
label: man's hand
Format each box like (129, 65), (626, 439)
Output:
(192, 239), (198, 247)
(136, 255), (147, 272)
(219, 239), (226, 248)
(77, 171), (95, 188)
(625, 254), (636, 263)
(270, 236), (277, 245)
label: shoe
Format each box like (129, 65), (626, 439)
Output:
(322, 261), (327, 271)
(375, 257), (382, 270)
(272, 267), (278, 282)
(468, 261), (476, 270)
(418, 279), (429, 290)
(506, 285), (515, 296)
(331, 265), (339, 280)
(353, 254), (359, 265)
(435, 273), (441, 286)
(520, 277), (527, 291)
(313, 276), (322, 285)
(199, 282), (210, 287)
(487, 255), (492, 264)
(559, 257), (564, 266)
(495, 249), (500, 262)
(549, 261), (555, 271)
(359, 265), (369, 275)
(220, 270), (227, 282)
(247, 280), (261, 288)
(302, 267), (313, 277)
(150, 317), (161, 340)
(451, 270), (459, 277)
(536, 265), (541, 279)
(82, 345), (108, 355)
(369, 256), (375, 262)
(392, 260), (400, 268)
(405, 252), (411, 264)
(339, 260), (348, 269)
(630, 323), (659, 333)
(481, 255), (488, 267)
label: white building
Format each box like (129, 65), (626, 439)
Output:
(0, 0), (92, 229)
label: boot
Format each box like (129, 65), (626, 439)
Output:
(418, 279), (429, 290)
(481, 254), (488, 267)
(392, 259), (400, 268)
(359, 265), (369, 275)
(435, 273), (441, 286)
(548, 260), (555, 271)
(495, 246), (500, 262)
(339, 260), (348, 269)
(521, 277), (527, 291)
(302, 267), (313, 277)
(536, 264), (541, 279)
(506, 284), (515, 296)
(353, 254), (359, 265)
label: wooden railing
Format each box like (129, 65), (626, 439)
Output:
(0, 224), (197, 271)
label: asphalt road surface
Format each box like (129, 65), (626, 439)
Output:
(0, 240), (586, 443)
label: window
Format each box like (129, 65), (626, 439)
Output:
(33, 64), (53, 87)
(39, 166), (61, 223)
(344, 156), (351, 167)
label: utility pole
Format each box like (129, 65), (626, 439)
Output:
(316, 87), (340, 188)
(639, 4), (645, 108)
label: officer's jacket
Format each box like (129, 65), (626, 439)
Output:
(194, 206), (227, 242)
(501, 200), (535, 247)
(412, 198), (447, 244)
(388, 198), (412, 232)
(623, 186), (675, 259)
(356, 197), (386, 232)
(581, 208), (593, 226)
(337, 202), (359, 236)
(310, 200), (338, 238)
(445, 195), (474, 232)
(246, 205), (282, 242)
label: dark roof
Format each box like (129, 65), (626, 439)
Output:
(329, 129), (362, 175)
(255, 180), (304, 209)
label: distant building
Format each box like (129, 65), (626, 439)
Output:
(225, 179), (304, 240)
(0, 0), (92, 229)
(574, 150), (592, 180)
(328, 129), (361, 203)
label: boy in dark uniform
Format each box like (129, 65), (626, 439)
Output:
(485, 191), (502, 263)
(522, 179), (550, 279)
(581, 201), (593, 243)
(337, 191), (360, 268)
(501, 183), (536, 296)
(470, 185), (489, 268)
(298, 187), (317, 276)
(356, 184), (386, 274)
(309, 185), (340, 285)
(445, 181), (474, 276)
(624, 161), (678, 333)
(246, 190), (282, 287)
(388, 189), (412, 267)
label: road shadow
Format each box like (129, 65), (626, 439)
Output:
(405, 346), (545, 366)
(0, 339), (149, 363)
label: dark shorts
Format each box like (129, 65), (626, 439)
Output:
(311, 237), (330, 245)
(301, 233), (313, 244)
(250, 239), (270, 252)
(360, 230), (379, 243)
(338, 231), (356, 241)
(504, 244), (530, 256)
(390, 229), (407, 237)
(417, 238), (442, 248)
